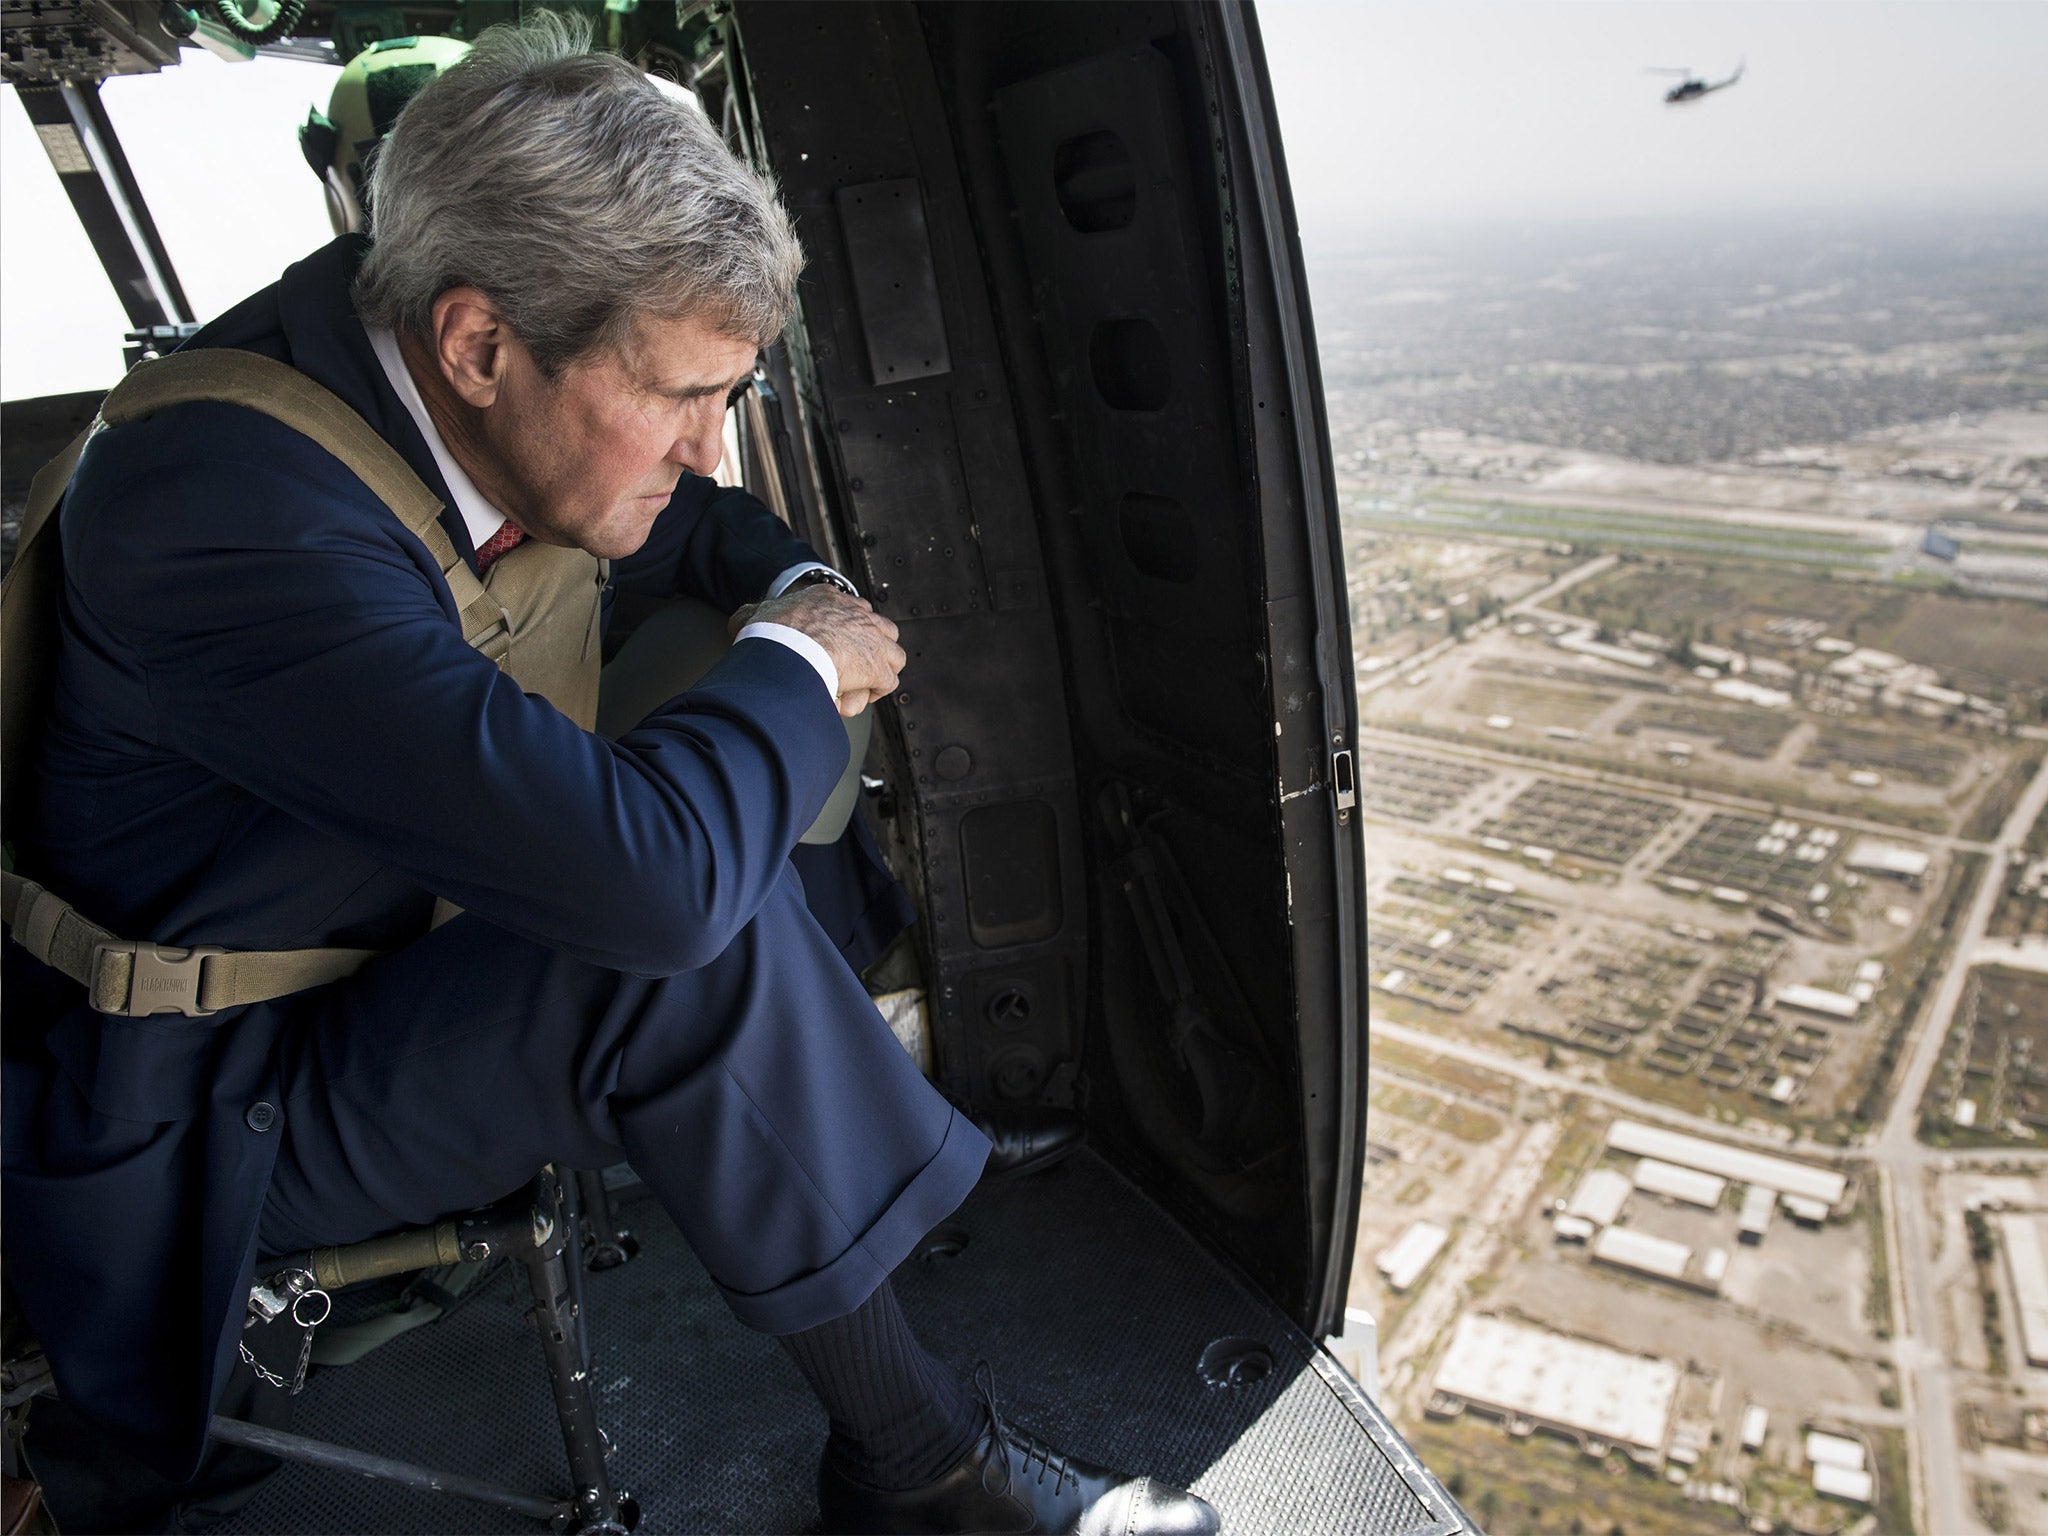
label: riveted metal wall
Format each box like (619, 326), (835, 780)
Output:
(728, 0), (1364, 1336)
(730, 1), (1090, 1113)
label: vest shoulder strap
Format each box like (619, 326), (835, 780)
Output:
(0, 347), (521, 1013)
(0, 426), (92, 842)
(98, 349), (512, 661)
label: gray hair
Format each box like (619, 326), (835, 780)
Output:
(354, 11), (802, 373)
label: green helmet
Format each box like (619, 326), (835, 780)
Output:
(299, 34), (470, 235)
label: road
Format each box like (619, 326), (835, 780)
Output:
(1870, 748), (2048, 1536)
(1356, 553), (1616, 699)
(1369, 1016), (1847, 1162)
(1357, 721), (1996, 857)
(1378, 1118), (1560, 1404)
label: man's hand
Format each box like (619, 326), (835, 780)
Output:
(730, 586), (905, 718)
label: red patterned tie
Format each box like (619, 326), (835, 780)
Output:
(474, 524), (527, 573)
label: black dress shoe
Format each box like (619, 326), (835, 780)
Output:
(973, 1108), (1085, 1182)
(816, 1387), (1220, 1535)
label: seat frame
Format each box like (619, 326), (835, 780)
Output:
(8, 1167), (643, 1535)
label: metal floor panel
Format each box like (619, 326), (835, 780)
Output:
(213, 1151), (1462, 1535)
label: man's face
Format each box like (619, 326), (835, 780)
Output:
(477, 309), (759, 561)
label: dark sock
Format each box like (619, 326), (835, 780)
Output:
(777, 1280), (983, 1491)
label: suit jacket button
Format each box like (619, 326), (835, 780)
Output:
(246, 1101), (279, 1133)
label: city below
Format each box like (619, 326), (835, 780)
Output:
(1326, 209), (2048, 1536)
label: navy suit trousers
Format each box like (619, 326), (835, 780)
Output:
(254, 867), (988, 1335)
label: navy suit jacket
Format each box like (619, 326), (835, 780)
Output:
(0, 236), (862, 1475)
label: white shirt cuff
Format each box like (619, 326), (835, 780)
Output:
(765, 561), (844, 599)
(737, 621), (839, 702)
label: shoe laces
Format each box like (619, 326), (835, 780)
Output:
(973, 1361), (1077, 1500)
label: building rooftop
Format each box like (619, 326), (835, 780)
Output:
(1431, 1314), (1680, 1457)
(1566, 1167), (1633, 1227)
(1377, 1220), (1451, 1294)
(1738, 1184), (1777, 1238)
(1998, 1214), (2048, 1369)
(1775, 983), (1861, 1020)
(1844, 839), (1932, 880)
(1806, 1431), (1867, 1472)
(1606, 1121), (1846, 1209)
(1813, 1465), (1875, 1504)
(1593, 1225), (1692, 1281)
(1633, 1158), (1726, 1208)
(1741, 1405), (1769, 1451)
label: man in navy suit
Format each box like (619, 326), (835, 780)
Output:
(2, 15), (1217, 1535)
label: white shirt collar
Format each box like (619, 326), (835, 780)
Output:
(365, 323), (509, 556)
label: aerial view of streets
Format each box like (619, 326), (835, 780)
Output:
(1331, 210), (2048, 1536)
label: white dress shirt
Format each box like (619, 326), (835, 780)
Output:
(366, 325), (842, 701)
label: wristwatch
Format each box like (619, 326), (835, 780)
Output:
(788, 568), (859, 597)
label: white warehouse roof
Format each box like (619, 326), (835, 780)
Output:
(1606, 1121), (1846, 1209)
(1376, 1220), (1450, 1294)
(1776, 984), (1861, 1020)
(1566, 1167), (1632, 1227)
(1593, 1226), (1692, 1281)
(1813, 1465), (1874, 1503)
(1633, 1158), (1726, 1207)
(1999, 1214), (2048, 1369)
(1710, 678), (1791, 708)
(1805, 1431), (1866, 1472)
(1739, 1184), (1777, 1237)
(1844, 839), (1932, 879)
(1431, 1314), (1678, 1457)
(1741, 1405), (1769, 1451)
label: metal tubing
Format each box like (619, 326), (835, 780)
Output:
(207, 1414), (564, 1524)
(559, 1170), (595, 1373)
(307, 1222), (463, 1289)
(13, 82), (193, 330)
(575, 1167), (639, 1271)
(516, 1207), (620, 1524)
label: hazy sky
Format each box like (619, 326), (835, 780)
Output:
(1, 53), (335, 398)
(1258, 0), (2048, 239)
(5, 4), (2048, 397)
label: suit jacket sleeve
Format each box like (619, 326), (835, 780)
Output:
(611, 474), (825, 610)
(65, 410), (849, 977)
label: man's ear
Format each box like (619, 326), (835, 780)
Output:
(429, 286), (512, 408)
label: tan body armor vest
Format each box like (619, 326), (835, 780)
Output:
(0, 349), (608, 1017)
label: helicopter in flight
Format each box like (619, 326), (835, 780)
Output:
(1650, 60), (1746, 105)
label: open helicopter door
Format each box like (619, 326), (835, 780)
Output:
(721, 0), (1368, 1351)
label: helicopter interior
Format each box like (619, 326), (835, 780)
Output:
(0, 2), (1472, 1531)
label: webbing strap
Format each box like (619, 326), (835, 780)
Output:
(1, 347), (497, 1015)
(1, 870), (379, 1018)
(100, 350), (514, 661)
